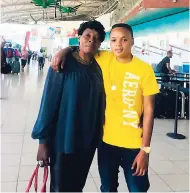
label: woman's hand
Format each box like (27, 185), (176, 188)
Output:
(51, 48), (72, 72)
(37, 144), (49, 167)
(131, 150), (149, 176)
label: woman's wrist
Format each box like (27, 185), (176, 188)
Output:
(39, 139), (48, 144)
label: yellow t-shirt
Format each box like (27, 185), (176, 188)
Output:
(95, 51), (159, 148)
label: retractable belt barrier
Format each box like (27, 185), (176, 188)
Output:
(156, 82), (186, 140)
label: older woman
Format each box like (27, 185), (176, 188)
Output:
(32, 20), (106, 192)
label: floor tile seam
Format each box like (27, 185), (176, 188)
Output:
(0, 180), (17, 183)
(171, 160), (189, 175)
(158, 174), (180, 192)
(15, 134), (25, 192)
(1, 152), (22, 155)
(92, 177), (100, 192)
(23, 101), (31, 135)
(15, 102), (29, 192)
(1, 132), (26, 134)
(16, 101), (33, 192)
(20, 152), (38, 155)
(152, 172), (186, 175)
(1, 133), (25, 136)
(16, 164), (37, 166)
(169, 158), (189, 162)
(150, 160), (187, 175)
(157, 173), (187, 175)
(149, 166), (158, 176)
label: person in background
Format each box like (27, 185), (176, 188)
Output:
(48, 54), (52, 62)
(32, 51), (35, 60)
(32, 51), (37, 60)
(43, 50), (46, 67)
(1, 41), (10, 74)
(21, 47), (28, 72)
(28, 50), (32, 65)
(38, 49), (45, 70)
(156, 51), (176, 74)
(6, 43), (15, 66)
(11, 57), (20, 74)
(51, 23), (159, 192)
(3, 43), (8, 55)
(1, 41), (6, 67)
(1, 39), (11, 99)
(15, 49), (21, 59)
(156, 50), (176, 88)
(11, 49), (20, 72)
(31, 20), (106, 192)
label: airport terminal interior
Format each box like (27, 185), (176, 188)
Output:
(0, 0), (189, 192)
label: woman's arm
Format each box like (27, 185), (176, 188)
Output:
(32, 67), (64, 165)
(51, 49), (112, 71)
(132, 95), (154, 176)
(51, 47), (77, 71)
(132, 65), (159, 176)
(142, 95), (154, 147)
(166, 63), (176, 74)
(32, 67), (64, 144)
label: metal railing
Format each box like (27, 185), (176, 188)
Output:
(90, 0), (118, 18)
(111, 0), (142, 24)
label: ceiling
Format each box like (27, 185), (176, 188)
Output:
(126, 8), (189, 26)
(1, 0), (118, 24)
(2, 0), (186, 27)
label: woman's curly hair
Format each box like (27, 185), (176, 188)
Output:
(78, 20), (106, 42)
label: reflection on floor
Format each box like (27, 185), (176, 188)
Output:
(1, 60), (189, 192)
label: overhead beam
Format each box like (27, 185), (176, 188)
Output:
(143, 0), (189, 8)
(1, 10), (89, 21)
(1, 7), (54, 15)
(1, 0), (106, 8)
(2, 13), (89, 23)
(2, 9), (91, 19)
(1, 0), (111, 23)
(1, 10), (60, 20)
(111, 0), (142, 24)
(90, 0), (118, 18)
(120, 0), (189, 23)
(1, 1), (31, 8)
(1, 7), (93, 15)
(120, 0), (143, 23)
(1, 3), (101, 16)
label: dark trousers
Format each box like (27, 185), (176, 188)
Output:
(161, 74), (170, 90)
(28, 56), (31, 64)
(50, 149), (96, 192)
(21, 59), (27, 68)
(98, 142), (150, 192)
(38, 57), (44, 69)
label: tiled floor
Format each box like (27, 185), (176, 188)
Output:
(1, 61), (189, 192)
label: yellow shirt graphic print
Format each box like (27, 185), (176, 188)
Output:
(122, 72), (140, 129)
(95, 51), (159, 149)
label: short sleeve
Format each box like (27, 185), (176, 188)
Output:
(142, 66), (160, 96)
(94, 51), (114, 68)
(165, 57), (170, 64)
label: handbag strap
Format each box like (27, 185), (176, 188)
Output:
(34, 164), (39, 192)
(26, 164), (39, 192)
(25, 164), (49, 193)
(41, 167), (48, 192)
